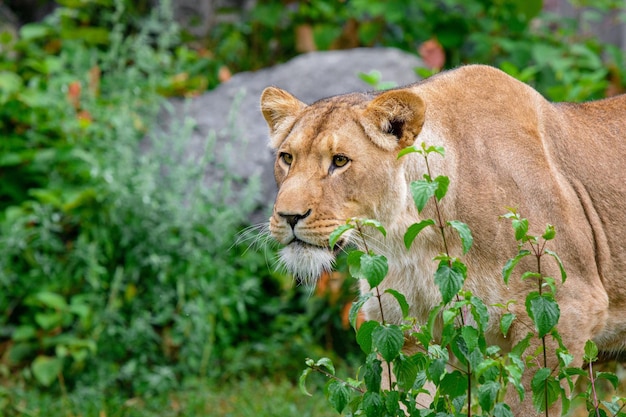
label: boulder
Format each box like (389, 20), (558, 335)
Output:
(163, 47), (424, 218)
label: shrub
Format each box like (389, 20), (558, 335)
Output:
(211, 0), (625, 102)
(0, 0), (354, 408)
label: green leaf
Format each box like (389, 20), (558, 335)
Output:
(415, 305), (441, 347)
(583, 340), (599, 362)
(314, 357), (336, 375)
(349, 292), (372, 330)
(410, 179), (438, 213)
(433, 175), (450, 201)
(359, 70), (382, 86)
(360, 253), (388, 289)
(469, 295), (489, 331)
(19, 23), (52, 40)
(526, 292), (560, 338)
(512, 218), (529, 241)
(397, 145), (422, 159)
(493, 403), (514, 417)
(434, 260), (466, 304)
(34, 312), (63, 330)
(329, 223), (354, 249)
(541, 276), (557, 295)
(447, 220), (473, 254)
(423, 144), (445, 157)
(347, 250), (365, 279)
(504, 358), (526, 401)
(312, 23), (343, 50)
(384, 288), (410, 318)
(469, 347), (486, 371)
(356, 320), (380, 354)
(475, 358), (501, 380)
(500, 312), (516, 337)
(545, 249), (567, 283)
(478, 380), (500, 411)
(0, 71), (23, 99)
(596, 372), (619, 389)
(28, 189), (62, 208)
(531, 368), (561, 412)
(442, 309), (460, 348)
(12, 326), (37, 341)
(363, 391), (384, 416)
(384, 390), (401, 415)
(427, 357), (447, 383)
(325, 380), (350, 413)
(502, 249), (531, 284)
(440, 370), (468, 398)
(32, 355), (63, 387)
(461, 325), (480, 353)
(521, 271), (542, 281)
(364, 354), (382, 392)
(372, 325), (404, 362)
(34, 292), (68, 310)
(299, 367), (313, 396)
(359, 218), (387, 237)
(542, 224), (556, 240)
(511, 332), (533, 357)
(393, 354), (421, 390)
(404, 219), (435, 249)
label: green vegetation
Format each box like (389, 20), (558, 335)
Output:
(303, 144), (626, 416)
(213, 0), (625, 101)
(0, 0), (358, 414)
(0, 0), (625, 415)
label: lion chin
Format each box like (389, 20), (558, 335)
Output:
(278, 241), (335, 286)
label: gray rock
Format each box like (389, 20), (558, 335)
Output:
(161, 47), (424, 219)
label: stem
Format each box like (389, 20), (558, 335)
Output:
(425, 154), (471, 416)
(588, 360), (601, 417)
(424, 155), (466, 328)
(310, 364), (366, 394)
(467, 373), (472, 417)
(534, 247), (550, 417)
(356, 222), (391, 388)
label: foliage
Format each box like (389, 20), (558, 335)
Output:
(0, 376), (339, 417)
(211, 0), (625, 101)
(0, 0), (357, 407)
(302, 143), (626, 416)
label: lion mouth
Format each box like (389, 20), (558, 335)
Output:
(290, 237), (346, 256)
(279, 239), (339, 286)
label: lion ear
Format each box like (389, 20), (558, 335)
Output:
(260, 87), (306, 148)
(363, 90), (425, 150)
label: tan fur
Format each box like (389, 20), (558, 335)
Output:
(260, 65), (626, 415)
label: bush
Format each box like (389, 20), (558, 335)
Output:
(0, 0), (355, 409)
(211, 0), (625, 101)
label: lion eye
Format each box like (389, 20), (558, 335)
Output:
(280, 152), (293, 165)
(332, 154), (349, 168)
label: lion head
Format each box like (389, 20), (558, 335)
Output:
(260, 87), (426, 285)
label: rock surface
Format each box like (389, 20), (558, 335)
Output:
(162, 47), (424, 217)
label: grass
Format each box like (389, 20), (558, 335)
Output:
(0, 375), (338, 417)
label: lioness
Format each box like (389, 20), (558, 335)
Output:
(260, 64), (626, 414)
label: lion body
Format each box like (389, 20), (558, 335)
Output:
(260, 65), (626, 414)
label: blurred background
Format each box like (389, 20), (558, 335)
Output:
(0, 1), (625, 416)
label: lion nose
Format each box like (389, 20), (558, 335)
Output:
(278, 209), (312, 229)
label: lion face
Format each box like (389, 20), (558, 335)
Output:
(260, 87), (426, 284)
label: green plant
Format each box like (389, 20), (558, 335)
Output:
(301, 143), (626, 416)
(212, 0), (625, 101)
(1, 1), (356, 410)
